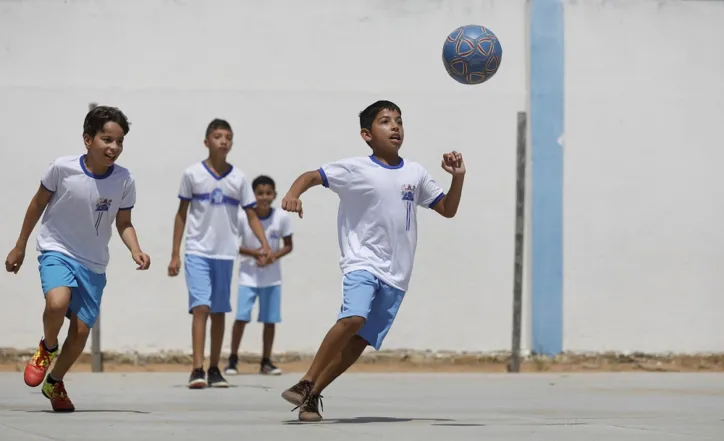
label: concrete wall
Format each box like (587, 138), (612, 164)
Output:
(0, 0), (526, 355)
(1, 0), (721, 357)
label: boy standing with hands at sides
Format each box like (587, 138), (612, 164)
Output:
(224, 175), (293, 376)
(5, 106), (151, 412)
(279, 100), (465, 422)
(168, 119), (273, 389)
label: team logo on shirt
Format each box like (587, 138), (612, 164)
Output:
(94, 197), (113, 236)
(401, 184), (416, 231)
(210, 188), (224, 205)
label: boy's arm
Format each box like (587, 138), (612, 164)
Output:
(281, 170), (324, 218)
(168, 199), (189, 276)
(423, 151), (465, 219)
(5, 184), (53, 273)
(431, 174), (465, 218)
(244, 207), (272, 257)
(275, 235), (293, 260)
(274, 213), (294, 260)
(116, 209), (151, 270)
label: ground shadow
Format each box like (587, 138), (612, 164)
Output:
(283, 416), (467, 425)
(20, 409), (150, 414)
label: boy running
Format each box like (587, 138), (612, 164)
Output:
(5, 105), (151, 412)
(168, 118), (272, 389)
(279, 100), (465, 422)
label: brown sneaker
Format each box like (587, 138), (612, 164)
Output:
(281, 379), (313, 407)
(298, 394), (323, 422)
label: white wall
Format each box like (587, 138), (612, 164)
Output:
(564, 0), (724, 353)
(0, 0), (526, 354)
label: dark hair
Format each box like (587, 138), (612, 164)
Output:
(83, 106), (130, 137)
(206, 118), (233, 138)
(359, 100), (402, 131)
(252, 175), (276, 191)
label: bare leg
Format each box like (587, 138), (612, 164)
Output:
(262, 323), (275, 360)
(229, 320), (247, 357)
(43, 287), (72, 348)
(191, 306), (210, 369)
(312, 335), (368, 394)
(49, 314), (91, 380)
(301, 316), (365, 383)
(209, 313), (225, 367)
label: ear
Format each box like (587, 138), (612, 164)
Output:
(83, 134), (93, 148)
(360, 128), (372, 143)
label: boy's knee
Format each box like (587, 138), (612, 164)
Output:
(192, 305), (210, 317)
(44, 289), (70, 314)
(338, 315), (366, 332)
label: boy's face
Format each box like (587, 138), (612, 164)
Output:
(204, 128), (233, 156)
(83, 121), (125, 167)
(361, 108), (404, 155)
(254, 184), (276, 210)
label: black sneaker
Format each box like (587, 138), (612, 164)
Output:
(207, 366), (230, 388)
(224, 354), (239, 375)
(297, 394), (324, 422)
(187, 368), (207, 389)
(260, 358), (282, 375)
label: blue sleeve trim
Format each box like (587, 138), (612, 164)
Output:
(178, 195), (192, 201)
(318, 168), (329, 188)
(429, 192), (445, 209)
(119, 206), (134, 211)
(242, 202), (258, 209)
(40, 181), (54, 193)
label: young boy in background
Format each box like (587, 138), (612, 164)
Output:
(168, 119), (273, 389)
(225, 175), (293, 376)
(280, 100), (465, 422)
(5, 106), (151, 412)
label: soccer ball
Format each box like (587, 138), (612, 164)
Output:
(442, 24), (503, 85)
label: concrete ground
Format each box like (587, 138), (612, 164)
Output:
(1, 372), (723, 440)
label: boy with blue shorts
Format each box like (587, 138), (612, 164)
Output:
(4, 106), (151, 412)
(168, 118), (273, 389)
(279, 100), (466, 422)
(224, 175), (293, 376)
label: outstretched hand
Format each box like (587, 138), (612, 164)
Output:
(441, 151), (465, 176)
(281, 195), (304, 218)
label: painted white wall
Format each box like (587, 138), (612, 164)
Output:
(0, 0), (526, 354)
(564, 0), (724, 353)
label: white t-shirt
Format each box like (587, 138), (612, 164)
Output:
(178, 162), (256, 260)
(237, 208), (293, 287)
(318, 155), (445, 291)
(35, 154), (136, 274)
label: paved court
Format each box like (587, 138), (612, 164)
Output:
(1, 372), (723, 440)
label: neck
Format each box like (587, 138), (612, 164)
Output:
(255, 206), (272, 218)
(371, 152), (401, 166)
(205, 156), (230, 176)
(84, 154), (110, 175)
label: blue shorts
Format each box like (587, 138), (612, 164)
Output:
(338, 270), (406, 351)
(235, 285), (282, 323)
(38, 251), (107, 328)
(185, 254), (234, 314)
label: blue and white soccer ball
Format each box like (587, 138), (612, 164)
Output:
(442, 24), (503, 85)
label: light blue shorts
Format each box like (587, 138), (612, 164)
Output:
(38, 251), (107, 328)
(235, 285), (282, 323)
(338, 270), (406, 351)
(185, 254), (234, 314)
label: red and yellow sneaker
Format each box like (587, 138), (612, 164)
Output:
(42, 377), (75, 412)
(24, 339), (57, 387)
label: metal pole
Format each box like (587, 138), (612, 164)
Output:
(509, 111), (527, 373)
(88, 102), (103, 373)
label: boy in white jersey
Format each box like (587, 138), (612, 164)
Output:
(4, 106), (151, 412)
(224, 175), (293, 376)
(168, 119), (273, 389)
(279, 100), (465, 422)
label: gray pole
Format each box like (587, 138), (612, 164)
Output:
(88, 102), (103, 373)
(509, 111), (527, 373)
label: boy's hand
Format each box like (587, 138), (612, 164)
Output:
(168, 255), (181, 276)
(281, 195), (304, 218)
(133, 250), (151, 270)
(5, 246), (25, 274)
(441, 151), (465, 176)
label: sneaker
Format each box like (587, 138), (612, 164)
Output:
(24, 339), (57, 388)
(297, 394), (324, 422)
(207, 366), (230, 388)
(187, 368), (207, 389)
(42, 376), (75, 412)
(260, 358), (282, 376)
(281, 379), (313, 407)
(224, 354), (239, 375)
